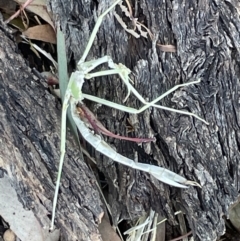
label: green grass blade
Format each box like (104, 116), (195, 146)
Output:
(57, 26), (81, 145)
(50, 27), (83, 229)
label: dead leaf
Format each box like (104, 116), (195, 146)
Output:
(0, 175), (59, 241)
(23, 24), (56, 44)
(14, 0), (55, 30)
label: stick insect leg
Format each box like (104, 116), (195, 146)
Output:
(50, 90), (71, 230)
(85, 59), (133, 101)
(78, 0), (121, 65)
(82, 57), (208, 125)
(82, 79), (209, 124)
(50, 71), (86, 230)
(86, 68), (200, 106)
(132, 80), (209, 124)
(78, 56), (112, 73)
(85, 65), (132, 102)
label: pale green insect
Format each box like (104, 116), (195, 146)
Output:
(50, 0), (208, 230)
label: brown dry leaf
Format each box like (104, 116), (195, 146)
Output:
(0, 175), (59, 241)
(23, 24), (56, 44)
(15, 0), (55, 30)
(98, 216), (122, 241)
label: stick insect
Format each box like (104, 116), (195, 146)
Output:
(50, 0), (208, 230)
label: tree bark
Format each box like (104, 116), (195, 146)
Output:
(0, 26), (103, 240)
(48, 0), (240, 240)
(1, 0), (240, 240)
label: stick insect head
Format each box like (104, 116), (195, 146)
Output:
(69, 71), (85, 101)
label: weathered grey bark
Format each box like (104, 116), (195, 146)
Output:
(48, 0), (240, 240)
(0, 27), (104, 240)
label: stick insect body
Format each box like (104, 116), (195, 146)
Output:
(50, 0), (208, 230)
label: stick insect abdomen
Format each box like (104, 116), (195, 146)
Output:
(71, 101), (197, 188)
